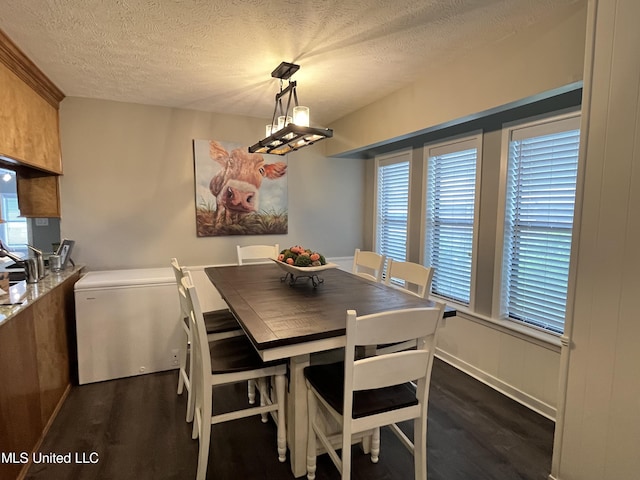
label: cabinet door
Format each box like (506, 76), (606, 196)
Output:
(0, 309), (43, 480)
(16, 172), (60, 218)
(32, 274), (76, 424)
(0, 59), (62, 174)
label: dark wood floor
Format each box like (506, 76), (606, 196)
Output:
(24, 359), (554, 480)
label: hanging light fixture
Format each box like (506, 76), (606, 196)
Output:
(249, 62), (333, 155)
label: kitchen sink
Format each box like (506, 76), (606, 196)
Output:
(8, 270), (27, 283)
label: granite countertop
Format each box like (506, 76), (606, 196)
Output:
(0, 264), (85, 327)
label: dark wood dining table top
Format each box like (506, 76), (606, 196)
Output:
(206, 263), (455, 352)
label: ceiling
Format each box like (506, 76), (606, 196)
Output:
(0, 0), (580, 126)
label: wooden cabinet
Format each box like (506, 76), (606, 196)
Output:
(16, 170), (61, 218)
(0, 29), (64, 217)
(0, 62), (62, 173)
(0, 30), (64, 173)
(0, 271), (80, 480)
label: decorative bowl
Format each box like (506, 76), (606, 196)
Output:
(271, 258), (339, 275)
(271, 258), (338, 287)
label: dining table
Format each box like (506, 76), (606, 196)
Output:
(206, 262), (456, 478)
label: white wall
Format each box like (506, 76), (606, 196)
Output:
(552, 0), (640, 478)
(437, 314), (560, 419)
(58, 98), (365, 270)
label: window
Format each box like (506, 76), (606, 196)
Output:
(424, 134), (481, 306)
(496, 112), (580, 334)
(2, 194), (27, 248)
(375, 150), (410, 262)
(0, 168), (27, 256)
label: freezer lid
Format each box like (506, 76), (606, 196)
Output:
(75, 267), (175, 290)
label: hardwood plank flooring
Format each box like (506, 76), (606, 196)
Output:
(24, 359), (553, 480)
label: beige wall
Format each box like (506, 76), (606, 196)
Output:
(58, 97), (364, 270)
(336, 1), (588, 418)
(327, 1), (587, 157)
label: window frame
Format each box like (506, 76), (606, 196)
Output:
(492, 109), (581, 335)
(373, 149), (412, 263)
(0, 192), (27, 253)
(421, 132), (483, 309)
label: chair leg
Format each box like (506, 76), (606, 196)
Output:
(177, 324), (188, 395)
(370, 427), (380, 463)
(196, 407), (211, 480)
(341, 424), (352, 480)
(275, 374), (287, 463)
(196, 420), (211, 480)
(258, 377), (268, 423)
(306, 387), (318, 480)
(192, 414), (199, 440)
(248, 379), (256, 404)
(186, 339), (196, 423)
(191, 368), (199, 440)
(414, 416), (427, 480)
(191, 390), (200, 440)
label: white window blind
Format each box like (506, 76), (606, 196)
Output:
(425, 137), (480, 305)
(376, 155), (409, 262)
(2, 194), (27, 248)
(501, 115), (580, 334)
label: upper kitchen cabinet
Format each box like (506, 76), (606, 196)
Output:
(0, 29), (64, 174)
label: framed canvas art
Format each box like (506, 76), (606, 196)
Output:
(193, 139), (288, 236)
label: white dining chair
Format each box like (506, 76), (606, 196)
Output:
(352, 248), (386, 282)
(237, 244), (280, 264)
(182, 273), (287, 480)
(171, 258), (242, 422)
(377, 260), (435, 355)
(304, 303), (445, 480)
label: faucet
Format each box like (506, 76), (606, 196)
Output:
(28, 245), (45, 280)
(0, 239), (25, 264)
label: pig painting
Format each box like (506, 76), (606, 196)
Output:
(193, 139), (288, 236)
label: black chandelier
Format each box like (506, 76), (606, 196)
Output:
(248, 62), (333, 156)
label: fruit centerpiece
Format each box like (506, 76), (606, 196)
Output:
(273, 245), (336, 287)
(277, 245), (327, 267)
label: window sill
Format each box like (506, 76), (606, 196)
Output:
(436, 301), (562, 352)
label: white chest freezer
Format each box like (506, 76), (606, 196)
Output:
(74, 268), (181, 385)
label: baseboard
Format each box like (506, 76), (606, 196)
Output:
(435, 349), (557, 421)
(548, 475), (559, 480)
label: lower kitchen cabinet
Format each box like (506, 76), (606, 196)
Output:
(0, 270), (80, 480)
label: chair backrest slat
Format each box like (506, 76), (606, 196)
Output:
(352, 249), (386, 282)
(384, 259), (434, 298)
(237, 244), (280, 265)
(171, 258), (191, 318)
(352, 351), (429, 391)
(351, 307), (440, 346)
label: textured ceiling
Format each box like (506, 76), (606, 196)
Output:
(0, 0), (580, 125)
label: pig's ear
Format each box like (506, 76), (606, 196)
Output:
(263, 162), (287, 179)
(209, 141), (229, 166)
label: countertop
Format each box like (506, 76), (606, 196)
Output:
(0, 264), (85, 328)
